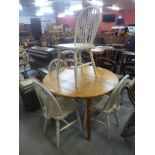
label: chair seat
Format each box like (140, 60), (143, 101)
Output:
(43, 98), (79, 120)
(94, 95), (118, 113)
(93, 95), (109, 110)
(58, 99), (79, 119)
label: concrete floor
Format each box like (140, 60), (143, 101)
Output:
(19, 91), (135, 155)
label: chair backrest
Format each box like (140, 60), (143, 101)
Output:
(74, 6), (101, 48)
(104, 50), (119, 61)
(126, 78), (135, 106)
(48, 59), (68, 74)
(122, 62), (135, 78)
(32, 80), (63, 117)
(104, 75), (129, 111)
(96, 57), (117, 73)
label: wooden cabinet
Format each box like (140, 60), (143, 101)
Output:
(46, 25), (63, 44)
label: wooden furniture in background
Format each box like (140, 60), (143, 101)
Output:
(47, 26), (63, 44)
(31, 18), (42, 40)
(96, 57), (117, 73)
(103, 34), (125, 45)
(91, 45), (114, 61)
(19, 47), (30, 72)
(43, 66), (119, 140)
(95, 57), (123, 80)
(120, 51), (135, 77)
(19, 77), (40, 111)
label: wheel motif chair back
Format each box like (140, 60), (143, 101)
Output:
(48, 59), (68, 76)
(74, 6), (101, 48)
(104, 75), (129, 112)
(126, 78), (135, 106)
(32, 80), (63, 118)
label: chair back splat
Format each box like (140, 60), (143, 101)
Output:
(56, 6), (101, 88)
(126, 78), (135, 106)
(74, 6), (101, 48)
(104, 75), (129, 112)
(48, 59), (68, 75)
(32, 80), (63, 118)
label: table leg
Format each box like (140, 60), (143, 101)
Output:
(86, 98), (92, 141)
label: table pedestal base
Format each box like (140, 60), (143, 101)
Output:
(86, 98), (92, 141)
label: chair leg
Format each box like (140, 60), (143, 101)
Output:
(57, 47), (61, 78)
(39, 111), (43, 120)
(56, 119), (60, 148)
(114, 111), (119, 127)
(43, 118), (48, 134)
(76, 110), (82, 131)
(83, 108), (87, 129)
(78, 51), (82, 65)
(89, 49), (97, 77)
(74, 49), (78, 89)
(107, 114), (111, 140)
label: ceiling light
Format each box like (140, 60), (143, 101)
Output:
(91, 0), (103, 7)
(40, 7), (53, 13)
(108, 5), (120, 11)
(19, 4), (22, 11)
(36, 11), (44, 16)
(58, 13), (66, 18)
(118, 16), (122, 18)
(70, 4), (83, 11)
(35, 0), (48, 7)
(65, 10), (74, 16)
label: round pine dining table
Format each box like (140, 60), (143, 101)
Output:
(43, 66), (118, 140)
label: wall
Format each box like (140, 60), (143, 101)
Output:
(99, 10), (135, 31)
(56, 16), (77, 29)
(56, 9), (135, 32)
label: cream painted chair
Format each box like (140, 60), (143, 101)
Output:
(57, 6), (101, 88)
(48, 59), (68, 74)
(94, 75), (129, 140)
(84, 75), (129, 140)
(32, 80), (82, 148)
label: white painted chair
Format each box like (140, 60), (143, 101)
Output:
(32, 80), (82, 148)
(57, 6), (101, 88)
(48, 58), (68, 74)
(84, 75), (129, 140)
(48, 59), (69, 80)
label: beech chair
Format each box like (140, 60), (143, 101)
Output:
(121, 78), (135, 137)
(84, 75), (129, 140)
(32, 80), (82, 148)
(48, 59), (68, 75)
(126, 78), (135, 106)
(57, 6), (101, 88)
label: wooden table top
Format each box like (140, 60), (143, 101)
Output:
(43, 66), (118, 99)
(91, 46), (113, 54)
(56, 43), (93, 50)
(106, 43), (125, 48)
(121, 51), (135, 56)
(30, 46), (55, 52)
